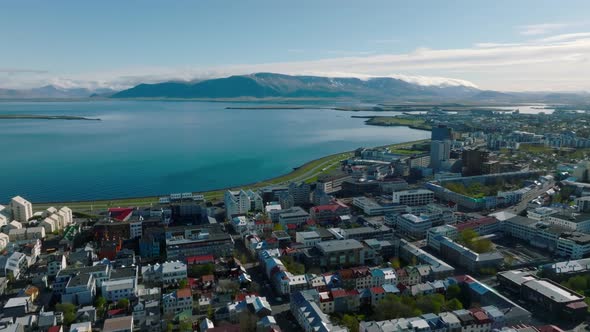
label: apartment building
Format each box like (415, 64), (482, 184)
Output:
(392, 189), (434, 206)
(9, 196), (33, 223)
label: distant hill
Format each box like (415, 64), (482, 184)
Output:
(111, 73), (483, 100)
(0, 85), (116, 99)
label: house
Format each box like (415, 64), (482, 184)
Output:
(68, 322), (92, 332)
(62, 273), (96, 306)
(102, 316), (134, 332)
(141, 261), (187, 286)
(47, 254), (67, 276)
(101, 278), (136, 302)
(162, 288), (193, 316)
(2, 297), (31, 318)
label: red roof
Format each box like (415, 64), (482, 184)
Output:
(469, 309), (490, 322)
(287, 224), (297, 230)
(186, 254), (215, 264)
(108, 208), (133, 221)
(313, 204), (346, 213)
(456, 217), (498, 232)
(177, 288), (192, 298)
(331, 289), (347, 298)
(107, 308), (126, 317)
(48, 327), (62, 332)
(539, 326), (565, 332)
(371, 286), (385, 294)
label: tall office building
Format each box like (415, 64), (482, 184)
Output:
(462, 149), (490, 176)
(431, 125), (452, 141)
(430, 140), (451, 171)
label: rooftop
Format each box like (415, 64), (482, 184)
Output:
(103, 316), (133, 332)
(523, 279), (584, 303)
(316, 239), (364, 253)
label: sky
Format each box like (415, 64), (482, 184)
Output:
(1, 0), (590, 91)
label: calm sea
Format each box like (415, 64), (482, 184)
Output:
(0, 101), (429, 202)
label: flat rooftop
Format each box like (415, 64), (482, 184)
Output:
(317, 239), (363, 253)
(523, 279), (584, 303)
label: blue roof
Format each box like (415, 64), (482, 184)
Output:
(469, 281), (489, 295)
(371, 269), (385, 277)
(382, 284), (400, 294)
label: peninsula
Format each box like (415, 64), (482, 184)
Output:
(0, 114), (101, 121)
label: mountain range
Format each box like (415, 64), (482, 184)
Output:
(1, 73), (589, 103)
(0, 85), (116, 99)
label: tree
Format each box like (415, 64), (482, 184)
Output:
(56, 303), (76, 325)
(446, 284), (461, 300)
(166, 322), (174, 332)
(342, 314), (359, 332)
(273, 223), (284, 231)
(179, 319), (193, 332)
(390, 257), (401, 269)
(207, 305), (215, 320)
(563, 275), (588, 293)
(179, 279), (189, 289)
(95, 296), (107, 317)
(445, 298), (464, 311)
(117, 298), (130, 309)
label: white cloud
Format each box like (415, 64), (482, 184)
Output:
(3, 30), (590, 92)
(518, 23), (569, 36)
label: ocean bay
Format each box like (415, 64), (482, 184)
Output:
(0, 100), (429, 202)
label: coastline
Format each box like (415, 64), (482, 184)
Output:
(31, 138), (429, 210)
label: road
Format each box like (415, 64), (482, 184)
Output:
(497, 180), (555, 216)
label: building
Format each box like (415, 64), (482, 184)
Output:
(430, 140), (451, 171)
(101, 278), (136, 302)
(47, 254), (67, 276)
(395, 213), (433, 239)
(224, 189), (263, 219)
(498, 270), (588, 321)
(141, 261), (187, 286)
(290, 290), (347, 332)
(288, 182), (311, 206)
(9, 196), (33, 224)
(556, 232), (590, 259)
(103, 316), (134, 332)
(162, 288), (193, 316)
(392, 189), (434, 206)
(352, 196), (405, 216)
(295, 231), (322, 247)
(427, 225), (459, 251)
(432, 124), (452, 141)
(316, 174), (352, 194)
(546, 212), (590, 232)
(312, 239), (366, 269)
(165, 225), (233, 260)
(277, 207), (310, 230)
(540, 257), (590, 280)
(62, 273), (96, 306)
(310, 202), (350, 224)
(437, 236), (503, 273)
(462, 149), (490, 176)
(2, 297), (31, 318)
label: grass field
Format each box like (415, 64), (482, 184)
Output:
(33, 139), (429, 211)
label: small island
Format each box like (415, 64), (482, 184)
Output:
(0, 114), (101, 121)
(358, 115), (432, 131)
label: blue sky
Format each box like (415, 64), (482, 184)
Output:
(2, 0), (590, 91)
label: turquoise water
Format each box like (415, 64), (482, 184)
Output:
(0, 101), (429, 202)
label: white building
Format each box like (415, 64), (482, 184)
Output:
(427, 225), (459, 251)
(101, 278), (136, 302)
(141, 261), (187, 286)
(547, 212), (590, 232)
(224, 189), (263, 219)
(9, 196), (33, 223)
(295, 231), (322, 247)
(47, 254), (67, 276)
(392, 189), (434, 206)
(395, 213), (433, 239)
